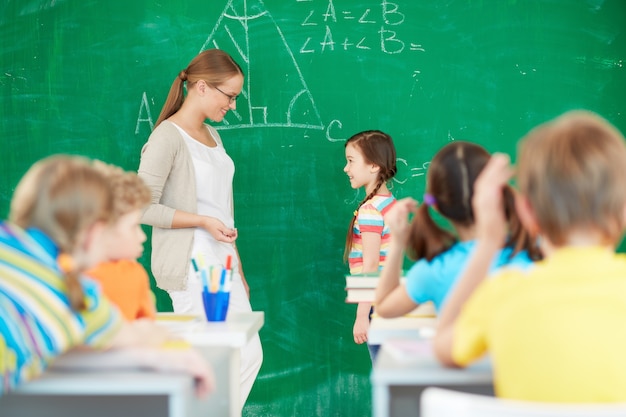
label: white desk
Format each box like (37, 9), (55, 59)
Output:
(368, 302), (437, 346)
(157, 311), (264, 417)
(371, 339), (493, 417)
(157, 311), (264, 348)
(1, 368), (194, 417)
(368, 316), (437, 346)
(0, 312), (264, 417)
(0, 346), (236, 417)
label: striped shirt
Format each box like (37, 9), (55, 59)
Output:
(0, 222), (121, 394)
(348, 194), (396, 274)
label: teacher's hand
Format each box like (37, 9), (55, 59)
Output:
(201, 216), (238, 243)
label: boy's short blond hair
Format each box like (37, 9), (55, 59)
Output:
(92, 161), (151, 222)
(517, 110), (626, 245)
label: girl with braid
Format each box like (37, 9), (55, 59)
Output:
(343, 130), (397, 362)
(375, 141), (541, 319)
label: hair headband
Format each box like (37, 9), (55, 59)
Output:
(423, 193), (436, 207)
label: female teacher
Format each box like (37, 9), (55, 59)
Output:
(138, 48), (263, 408)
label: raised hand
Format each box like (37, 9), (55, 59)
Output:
(472, 153), (514, 246)
(383, 197), (419, 246)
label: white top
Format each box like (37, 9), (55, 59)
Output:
(174, 123), (235, 228)
(173, 123), (239, 270)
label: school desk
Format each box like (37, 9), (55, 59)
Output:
(0, 347), (231, 417)
(367, 316), (437, 346)
(371, 339), (493, 417)
(0, 312), (264, 417)
(367, 302), (437, 346)
(156, 311), (265, 417)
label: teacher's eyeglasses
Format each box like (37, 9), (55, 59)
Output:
(212, 85), (239, 104)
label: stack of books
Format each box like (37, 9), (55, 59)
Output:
(345, 272), (437, 344)
(344, 273), (406, 303)
(345, 272), (436, 315)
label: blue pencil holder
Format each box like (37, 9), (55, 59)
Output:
(202, 291), (230, 322)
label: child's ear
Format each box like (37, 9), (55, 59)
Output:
(515, 194), (540, 237)
(370, 164), (381, 174)
(78, 221), (109, 268)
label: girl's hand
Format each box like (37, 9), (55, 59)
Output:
(384, 198), (418, 245)
(353, 316), (369, 344)
(108, 319), (171, 349)
(54, 346), (215, 399)
(149, 347), (216, 398)
(200, 217), (237, 243)
(472, 153), (513, 246)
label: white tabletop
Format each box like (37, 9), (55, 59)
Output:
(156, 311), (264, 347)
(15, 369), (193, 395)
(6, 369), (194, 417)
(368, 316), (437, 345)
(372, 339), (493, 386)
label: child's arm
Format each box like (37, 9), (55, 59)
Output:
(75, 307), (214, 398)
(354, 232), (381, 344)
(433, 154), (512, 366)
(375, 198), (419, 318)
(52, 346), (215, 398)
(107, 319), (171, 348)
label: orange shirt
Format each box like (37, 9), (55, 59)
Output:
(87, 259), (156, 321)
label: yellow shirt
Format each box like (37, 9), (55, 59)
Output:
(453, 246), (626, 402)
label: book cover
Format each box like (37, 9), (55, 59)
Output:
(345, 272), (407, 289)
(345, 287), (376, 303)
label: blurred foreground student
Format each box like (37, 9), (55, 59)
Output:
(0, 155), (213, 396)
(434, 110), (626, 402)
(87, 162), (156, 321)
(375, 142), (538, 319)
(343, 130), (397, 361)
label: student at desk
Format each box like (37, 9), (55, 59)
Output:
(0, 155), (213, 397)
(435, 110), (626, 402)
(87, 161), (157, 321)
(375, 142), (539, 319)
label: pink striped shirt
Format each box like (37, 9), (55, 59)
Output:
(348, 194), (396, 274)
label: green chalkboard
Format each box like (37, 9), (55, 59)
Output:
(2, 1), (625, 415)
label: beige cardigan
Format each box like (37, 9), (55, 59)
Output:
(138, 121), (222, 291)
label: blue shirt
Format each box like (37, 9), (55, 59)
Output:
(405, 240), (533, 312)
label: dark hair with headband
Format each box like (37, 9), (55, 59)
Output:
(407, 141), (540, 261)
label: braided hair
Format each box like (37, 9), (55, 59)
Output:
(343, 130), (397, 263)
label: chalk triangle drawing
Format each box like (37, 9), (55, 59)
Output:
(201, 0), (324, 131)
